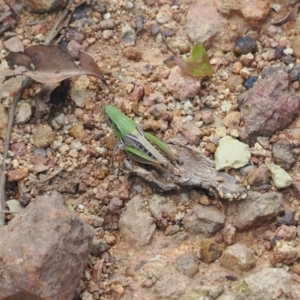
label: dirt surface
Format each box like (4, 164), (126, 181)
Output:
(2, 0), (300, 299)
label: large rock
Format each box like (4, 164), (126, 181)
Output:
(239, 71), (300, 145)
(272, 140), (296, 170)
(240, 268), (292, 299)
(0, 191), (94, 300)
(186, 0), (226, 47)
(119, 195), (156, 248)
(229, 191), (283, 231)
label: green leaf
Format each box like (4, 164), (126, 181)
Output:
(175, 44), (213, 78)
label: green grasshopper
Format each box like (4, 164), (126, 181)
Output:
(104, 105), (177, 167)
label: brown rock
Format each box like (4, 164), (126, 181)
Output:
(122, 47), (142, 60)
(275, 225), (297, 241)
(240, 1), (270, 26)
(222, 224), (236, 245)
(225, 75), (244, 92)
(175, 253), (199, 278)
(247, 164), (271, 186)
(239, 72), (300, 145)
(3, 36), (24, 52)
(32, 124), (55, 148)
(130, 84), (144, 103)
(11, 142), (26, 157)
(24, 0), (67, 13)
(0, 191), (94, 300)
(7, 167), (29, 182)
(222, 111), (241, 128)
(179, 123), (203, 145)
(200, 238), (222, 263)
(202, 110), (214, 124)
(291, 36), (300, 59)
(69, 124), (90, 143)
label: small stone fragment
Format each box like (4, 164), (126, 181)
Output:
(24, 0), (67, 13)
(275, 225), (297, 241)
(0, 104), (8, 140)
(175, 253), (199, 278)
(220, 243), (256, 272)
(291, 36), (300, 59)
(233, 36), (258, 56)
(119, 195), (156, 248)
(267, 164), (292, 189)
(222, 111), (240, 128)
(122, 47), (142, 60)
(156, 4), (173, 24)
(222, 224), (236, 245)
(3, 36), (24, 52)
(15, 101), (32, 124)
(32, 124), (55, 148)
(247, 164), (271, 186)
(215, 136), (251, 171)
(272, 140), (296, 170)
(179, 123), (203, 145)
(200, 238), (222, 263)
(121, 24), (136, 46)
(272, 241), (300, 265)
(244, 76), (258, 89)
(69, 124), (90, 143)
(166, 66), (201, 101)
(225, 75), (244, 92)
(182, 205), (225, 234)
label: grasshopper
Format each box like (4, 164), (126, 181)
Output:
(104, 105), (177, 167)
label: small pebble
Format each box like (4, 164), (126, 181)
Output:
(233, 36), (258, 56)
(244, 76), (258, 89)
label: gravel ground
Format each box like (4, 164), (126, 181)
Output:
(2, 0), (300, 299)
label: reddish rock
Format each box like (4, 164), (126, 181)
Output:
(166, 66), (201, 101)
(0, 191), (94, 300)
(272, 140), (296, 170)
(24, 0), (67, 13)
(32, 124), (55, 148)
(247, 164), (271, 187)
(130, 85), (144, 103)
(7, 167), (29, 182)
(11, 142), (26, 157)
(122, 47), (142, 61)
(239, 72), (300, 146)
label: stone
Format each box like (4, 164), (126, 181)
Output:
(90, 237), (109, 256)
(182, 205), (225, 234)
(119, 195), (156, 248)
(32, 124), (55, 148)
(222, 224), (236, 245)
(122, 47), (142, 61)
(272, 140), (296, 170)
(186, 0), (226, 46)
(130, 85), (144, 103)
(99, 19), (115, 29)
(275, 225), (297, 241)
(174, 253), (199, 278)
(166, 66), (201, 101)
(222, 111), (240, 128)
(0, 103), (8, 140)
(70, 76), (90, 107)
(11, 142), (26, 157)
(291, 36), (300, 59)
(272, 241), (300, 265)
(201, 110), (214, 124)
(240, 1), (270, 26)
(3, 36), (24, 52)
(230, 191), (283, 231)
(24, 0), (67, 13)
(233, 36), (258, 56)
(179, 123), (203, 145)
(267, 164), (292, 189)
(15, 101), (32, 124)
(156, 4), (173, 24)
(239, 71), (300, 146)
(240, 268), (292, 299)
(6, 199), (25, 215)
(148, 195), (178, 221)
(69, 124), (90, 143)
(67, 40), (84, 59)
(200, 238), (222, 263)
(121, 24), (136, 46)
(225, 75), (244, 92)
(134, 62), (152, 77)
(0, 191), (94, 300)
(214, 136), (251, 171)
(247, 164), (271, 187)
(7, 167), (29, 182)
(220, 243), (256, 272)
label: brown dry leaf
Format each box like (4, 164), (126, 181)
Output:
(5, 44), (106, 84)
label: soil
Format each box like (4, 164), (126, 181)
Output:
(1, 0), (300, 299)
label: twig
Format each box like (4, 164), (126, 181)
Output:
(0, 76), (31, 226)
(0, 3), (23, 23)
(0, 0), (74, 226)
(3, 0), (21, 19)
